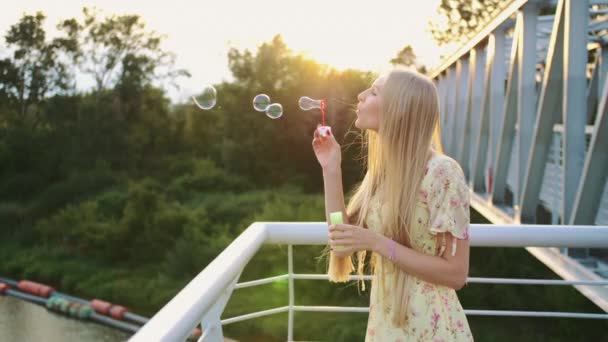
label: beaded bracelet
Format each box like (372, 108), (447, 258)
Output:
(389, 239), (396, 262)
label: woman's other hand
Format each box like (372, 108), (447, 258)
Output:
(328, 223), (380, 257)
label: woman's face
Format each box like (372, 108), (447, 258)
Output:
(356, 76), (386, 131)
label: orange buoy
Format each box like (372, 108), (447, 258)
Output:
(109, 305), (127, 320)
(18, 280), (55, 298)
(90, 299), (112, 315)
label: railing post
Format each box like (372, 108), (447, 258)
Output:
(200, 274), (241, 342)
(287, 244), (295, 342)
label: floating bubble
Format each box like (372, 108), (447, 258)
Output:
(265, 103), (283, 119)
(192, 85), (217, 110)
(298, 96), (322, 111)
(253, 94), (271, 112)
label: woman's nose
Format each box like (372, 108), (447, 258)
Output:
(357, 91), (365, 102)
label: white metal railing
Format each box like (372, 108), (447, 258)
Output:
(130, 222), (608, 342)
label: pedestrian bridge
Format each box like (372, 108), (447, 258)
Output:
(132, 0), (608, 340)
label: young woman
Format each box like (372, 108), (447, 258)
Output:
(312, 69), (473, 341)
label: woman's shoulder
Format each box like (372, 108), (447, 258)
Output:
(428, 153), (464, 178)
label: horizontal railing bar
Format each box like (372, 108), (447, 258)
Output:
(235, 275), (289, 289)
(264, 222), (608, 248)
(467, 277), (608, 286)
(292, 274), (374, 281)
(293, 306), (369, 313)
(221, 306), (290, 325)
(221, 306), (608, 323)
(234, 274), (608, 290)
(464, 310), (608, 319)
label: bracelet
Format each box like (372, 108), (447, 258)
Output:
(389, 239), (396, 262)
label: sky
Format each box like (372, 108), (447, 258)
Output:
(1, 0), (445, 102)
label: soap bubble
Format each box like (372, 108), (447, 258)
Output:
(265, 103), (283, 119)
(298, 96), (322, 111)
(253, 94), (271, 112)
(192, 85), (217, 110)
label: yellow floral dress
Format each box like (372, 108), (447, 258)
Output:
(365, 153), (474, 342)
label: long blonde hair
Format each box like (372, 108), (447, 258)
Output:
(328, 69), (442, 327)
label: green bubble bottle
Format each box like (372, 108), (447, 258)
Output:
(330, 211), (344, 249)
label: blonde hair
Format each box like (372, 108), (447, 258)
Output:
(328, 69), (442, 327)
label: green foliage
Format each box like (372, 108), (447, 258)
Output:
(0, 12), (78, 118)
(429, 0), (557, 46)
(429, 0), (507, 46)
(166, 159), (250, 201)
(389, 45), (427, 74)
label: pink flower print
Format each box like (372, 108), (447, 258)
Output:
(463, 230), (470, 239)
(420, 190), (428, 202)
(434, 339), (445, 342)
(450, 198), (459, 208)
(436, 167), (446, 178)
(457, 320), (464, 331)
(367, 327), (375, 336)
(431, 311), (440, 330)
(395, 339), (404, 342)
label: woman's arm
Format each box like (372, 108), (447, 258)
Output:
(374, 232), (469, 290)
(322, 167), (347, 223)
(328, 226), (469, 290)
(312, 127), (348, 224)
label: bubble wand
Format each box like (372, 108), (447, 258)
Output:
(299, 96), (332, 137)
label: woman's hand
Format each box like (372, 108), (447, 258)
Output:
(328, 223), (381, 257)
(312, 125), (342, 172)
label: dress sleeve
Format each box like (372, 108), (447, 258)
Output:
(427, 158), (471, 257)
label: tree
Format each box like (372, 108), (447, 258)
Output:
(0, 12), (78, 119)
(64, 7), (189, 93)
(429, 0), (506, 46)
(219, 35), (373, 190)
(389, 45), (428, 74)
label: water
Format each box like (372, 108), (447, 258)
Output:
(0, 296), (130, 341)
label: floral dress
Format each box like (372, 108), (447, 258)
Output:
(365, 153), (474, 342)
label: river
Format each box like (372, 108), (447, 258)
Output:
(0, 296), (130, 341)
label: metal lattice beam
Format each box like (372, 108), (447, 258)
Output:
(562, 0), (589, 224)
(520, 0), (566, 221)
(570, 75), (608, 224)
(492, 18), (521, 205)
